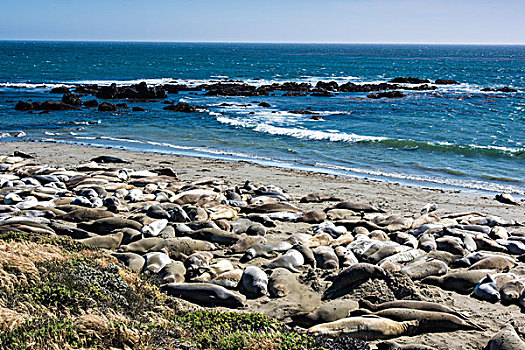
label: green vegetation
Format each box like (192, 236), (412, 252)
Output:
(0, 232), (353, 349)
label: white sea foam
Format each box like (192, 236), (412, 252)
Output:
(216, 116), (386, 143)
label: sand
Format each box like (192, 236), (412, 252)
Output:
(2, 141), (525, 349)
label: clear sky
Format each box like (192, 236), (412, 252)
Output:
(1, 0), (524, 44)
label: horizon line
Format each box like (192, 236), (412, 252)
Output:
(1, 39), (525, 46)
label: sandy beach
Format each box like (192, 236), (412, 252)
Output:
(1, 140), (525, 349)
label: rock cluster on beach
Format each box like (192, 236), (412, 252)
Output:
(1, 153), (524, 348)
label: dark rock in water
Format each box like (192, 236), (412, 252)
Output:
(311, 90), (333, 97)
(339, 82), (399, 93)
(389, 77), (430, 84)
(62, 93), (83, 106)
(278, 82), (312, 92)
(14, 101), (33, 111)
(403, 84), (437, 91)
(98, 102), (118, 112)
(50, 86), (70, 94)
(435, 79), (459, 85)
(481, 86), (518, 93)
(75, 84), (99, 94)
(258, 102), (271, 107)
(163, 102), (205, 112)
(83, 99), (99, 108)
(316, 81), (339, 91)
(289, 110), (318, 115)
(91, 155), (129, 163)
(132, 106), (146, 112)
(203, 83), (270, 96)
(96, 82), (167, 100)
(13, 150), (33, 159)
(33, 101), (78, 110)
(116, 103), (129, 108)
(283, 91), (307, 96)
(367, 91), (405, 99)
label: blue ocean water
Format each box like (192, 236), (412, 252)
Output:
(0, 41), (524, 194)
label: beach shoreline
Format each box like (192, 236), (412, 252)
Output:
(2, 141), (524, 223)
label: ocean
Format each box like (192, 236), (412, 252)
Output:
(0, 41), (523, 195)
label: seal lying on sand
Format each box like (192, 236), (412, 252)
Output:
(359, 299), (468, 320)
(161, 283), (245, 308)
(291, 299), (360, 327)
(355, 308), (482, 332)
(421, 270), (492, 294)
(308, 315), (419, 340)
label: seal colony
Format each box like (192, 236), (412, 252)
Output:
(1, 145), (525, 349)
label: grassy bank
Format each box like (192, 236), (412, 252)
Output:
(0, 232), (366, 350)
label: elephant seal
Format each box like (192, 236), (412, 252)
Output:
(334, 246), (358, 267)
(308, 316), (418, 340)
(79, 217), (142, 234)
(211, 269), (243, 289)
(79, 231), (123, 250)
(184, 252), (213, 277)
(240, 266), (268, 297)
(400, 259), (448, 280)
(268, 268), (297, 298)
(500, 279), (525, 303)
(468, 256), (516, 271)
(293, 243), (316, 268)
(144, 252), (171, 274)
(118, 237), (165, 254)
(151, 237), (217, 260)
(229, 235), (266, 254)
(291, 299), (359, 327)
(60, 208), (115, 222)
(313, 246), (339, 269)
(474, 275), (501, 302)
(159, 261), (186, 283)
(111, 252), (145, 273)
(263, 249), (304, 273)
(453, 252), (503, 268)
(323, 263), (386, 300)
(486, 324), (525, 350)
(241, 243), (277, 262)
(161, 283), (245, 308)
(297, 209), (327, 224)
(359, 299), (468, 320)
(190, 228), (239, 245)
(421, 270), (491, 294)
(418, 233), (437, 252)
(358, 308), (482, 332)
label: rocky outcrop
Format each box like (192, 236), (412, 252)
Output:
(14, 101), (33, 111)
(481, 86), (518, 93)
(367, 91), (405, 99)
(50, 86), (70, 94)
(98, 102), (118, 111)
(163, 102), (206, 112)
(83, 100), (99, 108)
(62, 93), (83, 106)
(96, 82), (167, 100)
(203, 83), (270, 97)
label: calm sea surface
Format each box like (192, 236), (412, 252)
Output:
(0, 42), (524, 194)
